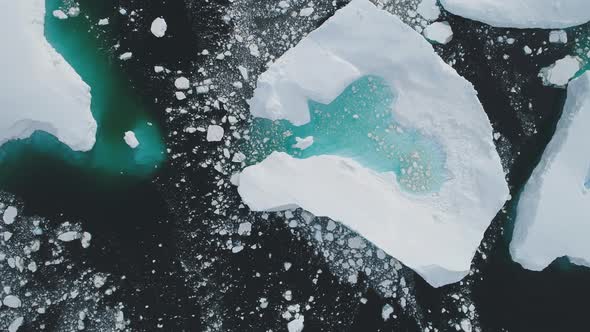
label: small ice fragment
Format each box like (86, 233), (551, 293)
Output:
(3, 295), (21, 308)
(549, 30), (567, 44)
(175, 91), (187, 100)
(287, 316), (304, 332)
(174, 77), (190, 90)
(58, 231), (81, 242)
(98, 18), (109, 26)
(81, 232), (92, 248)
(382, 304), (394, 321)
(68, 7), (80, 17)
(423, 21), (453, 44)
(8, 317), (23, 332)
(124, 131), (140, 149)
(460, 319), (473, 332)
(53, 10), (68, 20)
(206, 125), (224, 142)
(237, 222), (252, 235)
(238, 66), (249, 80)
(154, 66), (164, 73)
(119, 52), (133, 61)
(540, 55), (581, 87)
(150, 17), (167, 38)
(523, 45), (532, 55)
(299, 7), (314, 17)
(3, 206), (17, 224)
(417, 0), (441, 21)
(293, 136), (314, 150)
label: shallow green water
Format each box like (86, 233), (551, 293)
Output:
(245, 75), (447, 193)
(0, 0), (165, 188)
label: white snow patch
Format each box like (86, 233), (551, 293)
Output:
(239, 0), (508, 287)
(0, 1), (96, 151)
(423, 21), (453, 44)
(124, 131), (140, 149)
(511, 72), (590, 271)
(439, 0), (590, 29)
(150, 17), (167, 38)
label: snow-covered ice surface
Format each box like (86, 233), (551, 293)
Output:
(238, 0), (508, 287)
(0, 0), (96, 151)
(511, 72), (590, 271)
(439, 0), (590, 29)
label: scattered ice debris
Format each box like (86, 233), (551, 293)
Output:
(417, 0), (440, 21)
(511, 72), (590, 270)
(382, 304), (394, 321)
(287, 315), (304, 332)
(1, 1), (96, 151)
(98, 18), (109, 26)
(239, 0), (508, 287)
(439, 0), (590, 28)
(52, 9), (68, 20)
(174, 76), (191, 90)
(150, 17), (167, 38)
(292, 136), (314, 150)
(124, 131), (140, 148)
(423, 21), (453, 44)
(119, 52), (133, 61)
(3, 206), (17, 224)
(539, 55), (581, 87)
(549, 30), (568, 44)
(206, 125), (224, 142)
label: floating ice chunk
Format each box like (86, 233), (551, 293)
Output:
(549, 30), (568, 44)
(237, 222), (252, 235)
(3, 295), (21, 308)
(539, 55), (581, 87)
(239, 0), (508, 287)
(119, 52), (133, 61)
(81, 232), (92, 248)
(175, 91), (187, 100)
(299, 7), (314, 17)
(154, 66), (164, 73)
(98, 18), (109, 26)
(292, 136), (314, 150)
(52, 10), (68, 20)
(439, 0), (590, 29)
(124, 131), (140, 149)
(68, 7), (80, 17)
(511, 72), (590, 271)
(206, 125), (224, 142)
(287, 316), (304, 332)
(382, 304), (394, 321)
(58, 231), (81, 242)
(150, 17), (167, 38)
(174, 77), (190, 90)
(417, 0), (440, 21)
(0, 1), (96, 151)
(423, 21), (453, 44)
(8, 317), (24, 332)
(3, 206), (17, 224)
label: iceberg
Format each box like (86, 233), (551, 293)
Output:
(238, 0), (508, 287)
(0, 0), (96, 151)
(511, 72), (590, 271)
(439, 0), (590, 29)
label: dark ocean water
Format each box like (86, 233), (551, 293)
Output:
(4, 0), (590, 331)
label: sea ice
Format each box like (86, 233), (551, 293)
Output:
(124, 131), (140, 149)
(549, 30), (568, 44)
(511, 72), (590, 271)
(3, 206), (17, 225)
(174, 77), (191, 90)
(439, 0), (590, 29)
(150, 17), (167, 38)
(238, 0), (508, 287)
(423, 21), (453, 44)
(417, 0), (440, 21)
(539, 55), (581, 87)
(0, 1), (96, 151)
(207, 125), (225, 142)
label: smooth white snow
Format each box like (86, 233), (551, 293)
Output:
(239, 0), (508, 287)
(150, 17), (167, 38)
(423, 21), (453, 44)
(511, 72), (590, 271)
(124, 131), (140, 148)
(0, 1), (96, 151)
(439, 0), (590, 29)
(539, 55), (581, 87)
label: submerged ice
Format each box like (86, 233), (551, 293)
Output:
(238, 0), (508, 287)
(511, 72), (590, 271)
(247, 75), (447, 193)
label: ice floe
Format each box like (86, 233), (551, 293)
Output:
(439, 0), (590, 29)
(238, 0), (508, 287)
(150, 17), (167, 38)
(423, 21), (453, 44)
(539, 55), (581, 87)
(511, 72), (590, 271)
(0, 0), (96, 151)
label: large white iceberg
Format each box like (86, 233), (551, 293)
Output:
(439, 0), (590, 29)
(511, 72), (590, 271)
(0, 0), (96, 151)
(238, 0), (508, 287)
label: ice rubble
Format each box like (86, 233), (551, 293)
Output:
(439, 0), (590, 29)
(1, 0), (96, 151)
(511, 72), (590, 271)
(238, 0), (508, 287)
